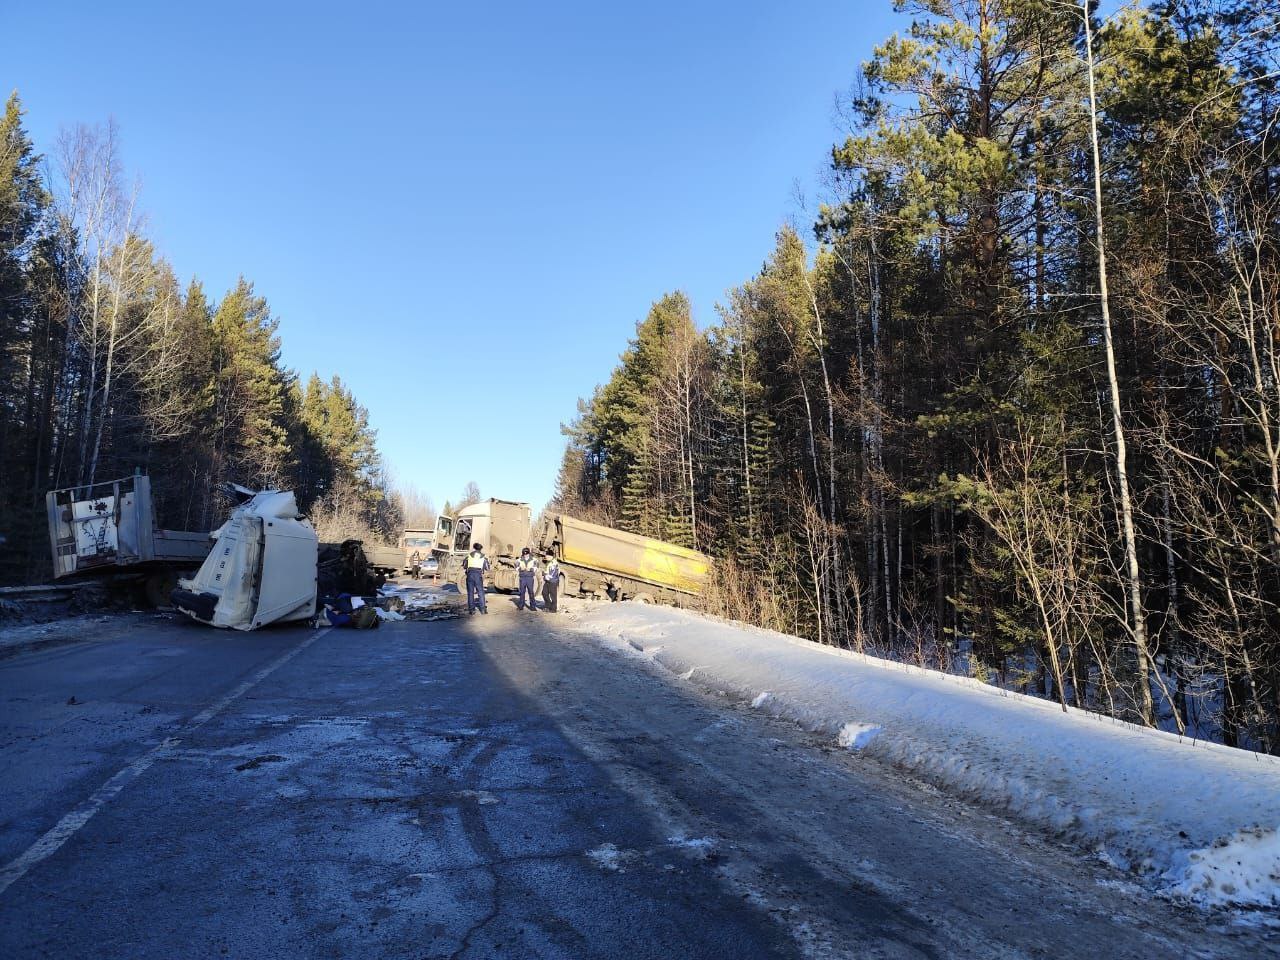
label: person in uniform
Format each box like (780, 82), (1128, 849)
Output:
(516, 547), (539, 611)
(465, 543), (490, 614)
(541, 551), (561, 613)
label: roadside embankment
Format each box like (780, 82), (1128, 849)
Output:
(568, 601), (1280, 911)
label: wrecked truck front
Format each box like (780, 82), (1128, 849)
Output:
(173, 490), (317, 630)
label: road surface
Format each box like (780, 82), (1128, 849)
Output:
(0, 594), (1274, 958)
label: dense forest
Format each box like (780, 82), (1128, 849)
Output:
(554, 0), (1280, 750)
(0, 97), (402, 584)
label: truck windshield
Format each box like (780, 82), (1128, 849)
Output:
(404, 537), (433, 548)
(436, 517), (453, 537)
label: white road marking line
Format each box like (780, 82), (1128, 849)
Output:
(0, 627), (328, 897)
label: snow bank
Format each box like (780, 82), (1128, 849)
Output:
(571, 602), (1280, 910)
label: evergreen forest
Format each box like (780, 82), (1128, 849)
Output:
(0, 100), (400, 584)
(553, 0), (1280, 750)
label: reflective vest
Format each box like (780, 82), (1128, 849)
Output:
(544, 561), (560, 582)
(518, 556), (537, 573)
(466, 552), (487, 570)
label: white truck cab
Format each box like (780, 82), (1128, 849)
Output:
(433, 499), (531, 591)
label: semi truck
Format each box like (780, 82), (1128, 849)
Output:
(432, 499), (532, 591)
(172, 487), (403, 630)
(172, 488), (317, 630)
(429, 499), (710, 604)
(400, 528), (438, 576)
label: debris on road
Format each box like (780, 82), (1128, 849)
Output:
(586, 843), (639, 872)
(378, 582), (462, 621)
(319, 594), (380, 629)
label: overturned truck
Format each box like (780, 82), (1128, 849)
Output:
(171, 488), (399, 631)
(172, 490), (318, 630)
(538, 514), (709, 605)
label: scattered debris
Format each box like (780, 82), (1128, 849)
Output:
(234, 754), (287, 772)
(377, 582), (463, 621)
(666, 836), (719, 861)
(321, 594), (381, 629)
(403, 605), (462, 622)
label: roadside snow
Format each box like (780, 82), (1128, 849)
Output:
(837, 721), (883, 750)
(1164, 828), (1280, 909)
(572, 601), (1280, 910)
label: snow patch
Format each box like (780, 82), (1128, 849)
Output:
(586, 842), (637, 871)
(1164, 827), (1280, 909)
(667, 835), (718, 860)
(837, 721), (882, 750)
(574, 602), (1280, 909)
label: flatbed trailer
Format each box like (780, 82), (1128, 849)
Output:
(46, 474), (212, 605)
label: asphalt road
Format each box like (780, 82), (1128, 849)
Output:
(0, 593), (1275, 959)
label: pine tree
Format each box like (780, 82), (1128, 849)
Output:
(0, 91), (51, 581)
(210, 278), (295, 489)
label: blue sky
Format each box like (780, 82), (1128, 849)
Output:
(4, 0), (899, 514)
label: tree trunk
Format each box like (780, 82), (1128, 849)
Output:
(1084, 1), (1154, 725)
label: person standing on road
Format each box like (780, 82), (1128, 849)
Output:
(465, 543), (489, 615)
(516, 547), (539, 611)
(541, 551), (560, 613)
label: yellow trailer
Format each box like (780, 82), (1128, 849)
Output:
(539, 514), (710, 603)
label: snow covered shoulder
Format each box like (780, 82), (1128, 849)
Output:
(570, 602), (1280, 910)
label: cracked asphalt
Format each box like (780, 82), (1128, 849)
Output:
(0, 593), (1275, 958)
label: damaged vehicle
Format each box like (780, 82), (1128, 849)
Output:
(46, 473), (213, 606)
(172, 489), (318, 631)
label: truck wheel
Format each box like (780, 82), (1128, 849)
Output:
(631, 592), (654, 604)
